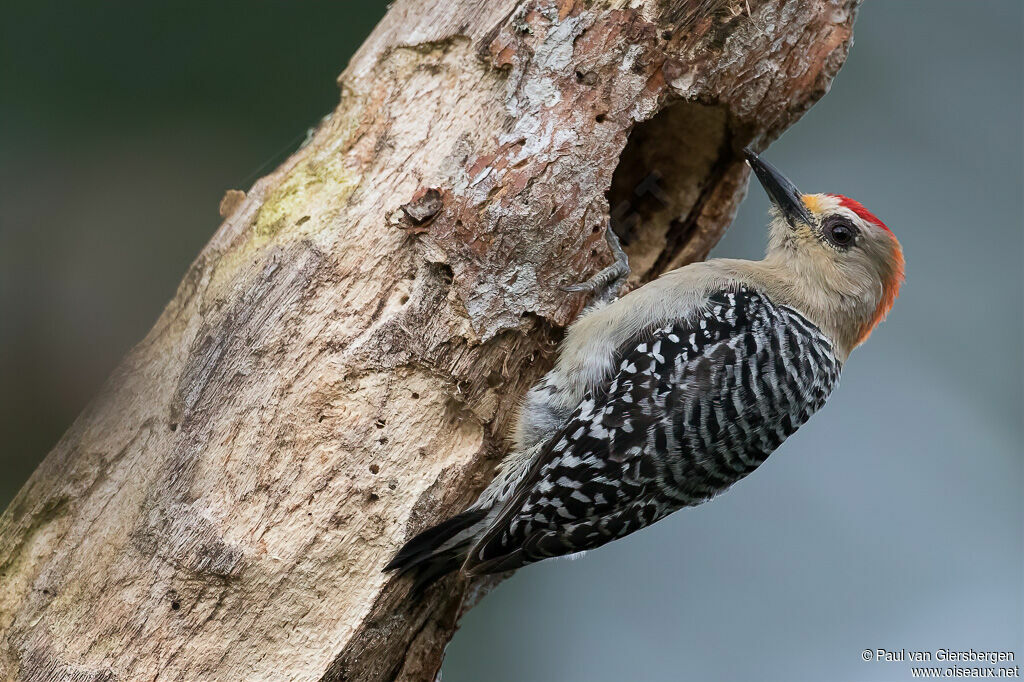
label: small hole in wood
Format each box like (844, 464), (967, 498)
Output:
(169, 423), (178, 432)
(378, 437), (388, 445)
(171, 601), (181, 611)
(399, 295), (409, 305)
(368, 492), (380, 502)
(374, 419), (386, 429)
(369, 464), (380, 474)
(411, 392), (420, 399)
(595, 113), (607, 123)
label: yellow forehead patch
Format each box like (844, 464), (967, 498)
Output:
(801, 194), (823, 213)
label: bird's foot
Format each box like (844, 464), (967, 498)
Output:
(562, 224), (631, 308)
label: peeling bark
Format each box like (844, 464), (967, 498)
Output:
(0, 1), (860, 680)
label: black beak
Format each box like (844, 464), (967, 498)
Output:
(743, 148), (813, 228)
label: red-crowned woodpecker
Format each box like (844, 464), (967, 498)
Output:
(385, 150), (905, 591)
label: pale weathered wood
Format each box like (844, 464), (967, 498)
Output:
(0, 1), (860, 680)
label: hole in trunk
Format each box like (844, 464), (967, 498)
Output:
(608, 100), (732, 282)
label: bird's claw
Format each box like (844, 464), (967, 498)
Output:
(563, 224), (631, 307)
(560, 282), (592, 293)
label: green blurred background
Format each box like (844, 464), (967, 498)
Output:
(1, 2), (1021, 681)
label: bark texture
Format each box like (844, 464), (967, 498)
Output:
(0, 1), (860, 680)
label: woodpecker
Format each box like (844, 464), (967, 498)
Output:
(385, 149), (904, 591)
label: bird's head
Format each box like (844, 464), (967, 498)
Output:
(744, 149), (904, 351)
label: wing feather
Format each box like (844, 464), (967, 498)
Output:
(463, 287), (841, 576)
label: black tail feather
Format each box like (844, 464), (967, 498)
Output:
(384, 508), (487, 593)
(408, 550), (466, 596)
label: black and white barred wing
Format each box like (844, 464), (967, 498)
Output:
(463, 288), (841, 576)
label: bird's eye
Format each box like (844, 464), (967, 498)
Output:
(823, 219), (857, 248)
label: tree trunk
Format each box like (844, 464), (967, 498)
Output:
(0, 1), (859, 679)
